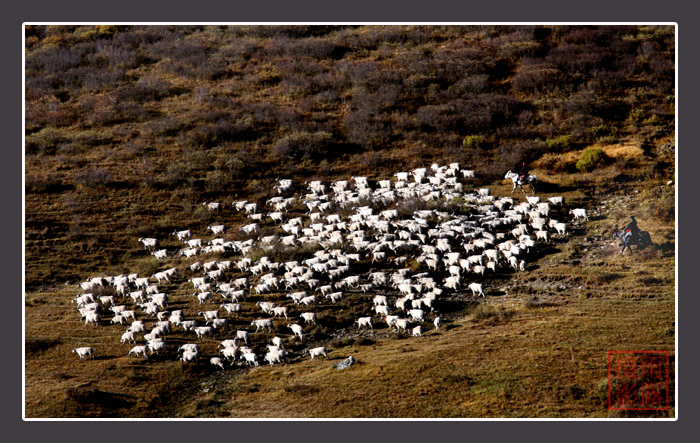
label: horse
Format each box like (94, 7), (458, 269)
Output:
(504, 170), (538, 194)
(612, 227), (652, 254)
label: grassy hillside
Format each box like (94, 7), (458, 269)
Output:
(24, 25), (675, 418)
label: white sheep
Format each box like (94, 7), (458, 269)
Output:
(83, 311), (100, 326)
(129, 345), (149, 359)
(264, 349), (288, 366)
(468, 282), (485, 297)
(180, 320), (198, 332)
(325, 291), (343, 303)
(72, 347), (94, 360)
(519, 260), (527, 272)
(194, 326), (214, 338)
(152, 249), (168, 260)
(433, 316), (441, 330)
(173, 229), (191, 241)
(308, 346), (328, 360)
(178, 343), (200, 354)
(220, 347), (238, 362)
(128, 320), (145, 333)
(412, 325), (423, 337)
(221, 303), (242, 316)
(199, 310), (219, 321)
(208, 318), (229, 330)
(569, 208), (589, 222)
(120, 330), (136, 344)
(393, 318), (410, 332)
(554, 222), (567, 236)
(196, 292), (213, 304)
(138, 237), (158, 249)
(271, 336), (284, 348)
(547, 196), (564, 206)
(288, 323), (303, 340)
(375, 305), (390, 316)
(372, 295), (388, 306)
(147, 340), (166, 355)
(180, 350), (199, 362)
(300, 312), (316, 324)
(252, 319), (273, 333)
(408, 309), (425, 322)
(210, 357), (225, 370)
(236, 330), (249, 344)
(241, 352), (259, 366)
(355, 317), (373, 329)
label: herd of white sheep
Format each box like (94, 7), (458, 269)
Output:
(70, 162), (587, 371)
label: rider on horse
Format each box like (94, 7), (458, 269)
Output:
(623, 215), (639, 244)
(518, 161), (528, 183)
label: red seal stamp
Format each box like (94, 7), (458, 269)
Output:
(608, 350), (670, 410)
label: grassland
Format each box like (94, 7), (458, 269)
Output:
(24, 25), (675, 418)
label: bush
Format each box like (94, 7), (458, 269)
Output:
(538, 153), (572, 173)
(272, 131), (335, 161)
(576, 147), (607, 172)
(74, 168), (112, 187)
(462, 134), (485, 149)
(540, 135), (571, 153)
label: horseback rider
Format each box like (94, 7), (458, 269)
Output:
(518, 161), (528, 182)
(623, 215), (640, 244)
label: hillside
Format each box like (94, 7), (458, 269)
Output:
(24, 25), (675, 418)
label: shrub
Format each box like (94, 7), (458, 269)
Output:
(471, 304), (513, 325)
(576, 147), (607, 172)
(26, 127), (71, 155)
(272, 131), (334, 161)
(25, 337), (60, 355)
(540, 135), (571, 153)
(74, 168), (112, 187)
(462, 134), (485, 149)
(538, 153), (572, 173)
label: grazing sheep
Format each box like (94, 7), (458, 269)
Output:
(120, 330), (136, 344)
(307, 346), (328, 360)
(129, 345), (149, 359)
(468, 282), (485, 297)
(412, 326), (423, 337)
(236, 330), (249, 344)
(241, 352), (259, 366)
(569, 208), (589, 222)
(221, 303), (242, 316)
(194, 326), (214, 338)
(220, 347), (238, 362)
(252, 319), (273, 333)
(72, 347), (94, 360)
(408, 309), (425, 322)
(210, 357), (225, 370)
(300, 312), (316, 324)
(288, 323), (304, 340)
(355, 317), (373, 329)
(264, 349), (288, 366)
(554, 222), (567, 236)
(180, 350), (199, 362)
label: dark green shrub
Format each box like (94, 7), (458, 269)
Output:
(576, 147), (607, 172)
